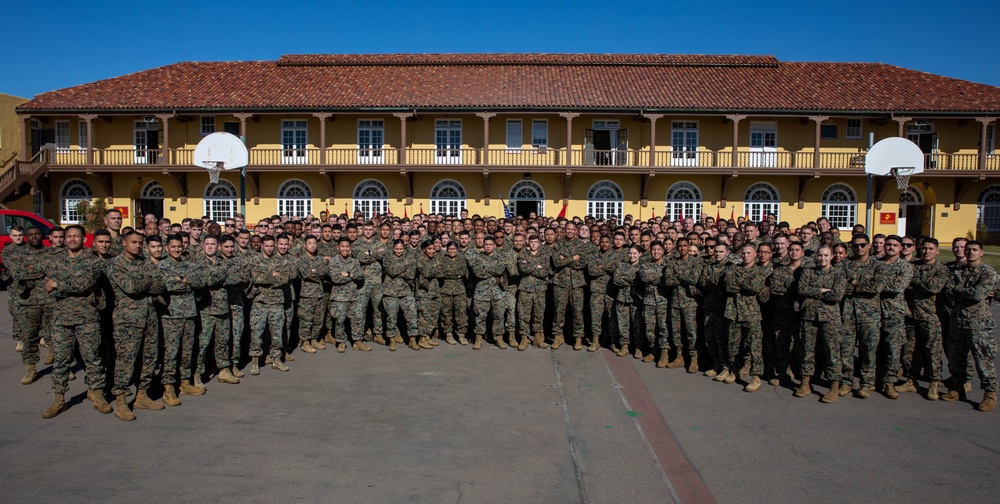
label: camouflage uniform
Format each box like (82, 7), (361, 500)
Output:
(587, 247), (620, 347)
(470, 251), (508, 336)
(551, 238), (589, 343)
(664, 255), (703, 358)
(224, 254), (250, 367)
(7, 246), (53, 365)
(416, 253), (443, 338)
(296, 252), (330, 344)
(108, 252), (164, 395)
(517, 248), (550, 336)
(159, 256), (203, 384)
(612, 260), (642, 350)
(193, 254), (233, 374)
(843, 257), (883, 387)
(44, 248), (106, 395)
(639, 259), (669, 352)
(798, 266), (847, 382)
(328, 253), (364, 342)
(276, 252), (298, 351)
(353, 237), (386, 340)
(945, 262), (998, 392)
(724, 264), (766, 376)
(879, 258), (914, 386)
(767, 262), (803, 380)
(698, 258), (730, 371)
(3, 242), (27, 320)
(943, 259), (975, 380)
(248, 253), (289, 360)
(496, 246), (520, 335)
(439, 253), (469, 340)
(382, 252), (418, 340)
(905, 260), (950, 383)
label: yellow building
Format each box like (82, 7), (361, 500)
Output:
(6, 54), (1000, 241)
(0, 92), (30, 211)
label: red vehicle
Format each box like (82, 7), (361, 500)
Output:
(0, 210), (95, 279)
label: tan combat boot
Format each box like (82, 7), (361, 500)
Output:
(232, 364), (245, 379)
(820, 382), (840, 403)
(687, 360), (698, 374)
(794, 376), (812, 397)
(113, 394), (136, 421)
(394, 334), (404, 344)
(615, 345), (629, 357)
(723, 369), (737, 384)
(336, 341), (347, 353)
(518, 334), (529, 352)
(88, 389), (113, 414)
(895, 379), (917, 393)
(162, 385), (181, 406)
(192, 374), (207, 393)
(417, 337), (434, 350)
(354, 341), (373, 352)
(656, 352), (670, 368)
(217, 368), (240, 384)
(426, 332), (440, 347)
(508, 332), (519, 349)
(882, 383), (899, 400)
(551, 335), (564, 350)
(666, 354), (684, 369)
(533, 333), (549, 349)
(572, 338), (583, 351)
(633, 348), (643, 360)
(374, 334), (387, 345)
(324, 332), (335, 344)
(496, 336), (508, 350)
(926, 382), (940, 401)
(587, 339), (600, 352)
(42, 393), (66, 419)
(446, 334), (458, 345)
(133, 390), (165, 410)
(271, 358), (289, 372)
(473, 334), (483, 350)
(284, 352), (295, 362)
(311, 339), (326, 350)
(855, 386), (871, 399)
(458, 335), (469, 346)
(978, 392), (997, 412)
(839, 383), (852, 397)
(408, 338), (420, 351)
(21, 364), (37, 385)
(179, 379), (206, 396)
(642, 352), (656, 363)
(744, 376), (762, 393)
(250, 358), (260, 376)
(713, 368), (730, 382)
(300, 342), (317, 354)
(388, 338), (397, 351)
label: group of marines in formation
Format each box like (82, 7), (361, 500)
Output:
(3, 207), (997, 421)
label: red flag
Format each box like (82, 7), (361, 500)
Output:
(729, 208), (734, 222)
(715, 208), (721, 222)
(678, 206), (683, 221)
(651, 206), (655, 219)
(419, 203), (424, 215)
(345, 203), (349, 216)
(403, 207), (408, 219)
(556, 200), (567, 218)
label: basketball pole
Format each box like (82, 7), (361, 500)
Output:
(865, 132), (874, 233)
(239, 135), (247, 215)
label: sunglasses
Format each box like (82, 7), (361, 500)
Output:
(851, 243), (868, 247)
(902, 243), (915, 248)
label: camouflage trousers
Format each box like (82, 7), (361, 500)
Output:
(946, 325), (997, 393)
(517, 290), (545, 336)
(907, 317), (943, 382)
(230, 303), (245, 366)
(795, 319), (819, 378)
(591, 291), (613, 346)
(643, 295), (669, 350)
(441, 292), (469, 339)
(417, 296), (442, 337)
(670, 301), (698, 356)
(553, 285), (585, 340)
(807, 320), (846, 382)
(941, 312), (975, 381)
(383, 295), (418, 340)
(250, 301), (286, 359)
(297, 296), (326, 343)
(199, 313), (232, 374)
(14, 303), (52, 365)
(768, 313), (799, 380)
(844, 316), (879, 387)
(730, 320), (763, 376)
(474, 297), (504, 337)
(615, 301), (638, 350)
(880, 314), (905, 386)
(284, 300), (295, 349)
(50, 321), (104, 395)
(329, 299), (363, 342)
(358, 283), (385, 339)
(703, 308), (727, 371)
(161, 317), (195, 385)
(500, 290), (517, 333)
(112, 314), (158, 396)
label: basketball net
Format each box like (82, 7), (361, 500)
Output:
(891, 167), (915, 190)
(205, 162), (224, 184)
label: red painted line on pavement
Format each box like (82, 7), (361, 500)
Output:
(602, 350), (716, 504)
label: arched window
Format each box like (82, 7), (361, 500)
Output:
(744, 182), (780, 223)
(277, 179), (313, 218)
(899, 186), (923, 205)
(587, 180), (623, 220)
(977, 185), (1000, 232)
(509, 180), (545, 217)
(821, 184), (857, 230)
(60, 179), (92, 224)
(141, 181), (165, 199)
(354, 179), (389, 219)
(429, 179), (466, 217)
(665, 181), (702, 222)
(204, 180), (237, 223)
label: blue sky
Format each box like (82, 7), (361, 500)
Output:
(3, 0), (997, 99)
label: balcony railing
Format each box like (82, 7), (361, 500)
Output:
(45, 147), (1000, 172)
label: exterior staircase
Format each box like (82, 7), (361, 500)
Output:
(0, 148), (51, 205)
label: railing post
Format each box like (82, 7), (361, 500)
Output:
(81, 114), (96, 165)
(313, 113), (332, 165)
(393, 113), (411, 165)
(476, 112), (495, 167)
(811, 116), (829, 169)
(156, 114), (173, 165)
(727, 115), (745, 168)
(560, 113), (579, 166)
(645, 113), (663, 168)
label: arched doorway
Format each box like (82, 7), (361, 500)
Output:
(509, 181), (545, 218)
(898, 186), (925, 237)
(140, 181), (165, 222)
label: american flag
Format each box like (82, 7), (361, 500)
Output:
(499, 194), (512, 219)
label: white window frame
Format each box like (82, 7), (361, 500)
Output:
(743, 182), (780, 223)
(277, 179), (313, 218)
(357, 119), (385, 164)
(587, 180), (624, 220)
(55, 120), (71, 150)
(749, 122), (778, 167)
(665, 181), (703, 222)
(60, 179), (92, 224)
(203, 180), (238, 223)
(846, 118), (862, 140)
(353, 179), (389, 219)
(671, 121), (699, 166)
(435, 120), (463, 164)
(281, 120), (309, 165)
(531, 120), (548, 149)
(821, 183), (858, 230)
(978, 186), (1000, 232)
(429, 179), (467, 217)
(201, 116), (215, 136)
(506, 119), (523, 152)
(141, 181), (165, 200)
(33, 191), (44, 217)
(509, 180), (545, 217)
(78, 121), (88, 150)
(134, 119), (160, 164)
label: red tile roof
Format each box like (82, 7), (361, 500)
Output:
(18, 54), (1000, 114)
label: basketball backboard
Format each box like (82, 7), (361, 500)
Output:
(865, 137), (924, 176)
(193, 132), (249, 170)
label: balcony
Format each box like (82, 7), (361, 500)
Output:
(43, 147), (1000, 174)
